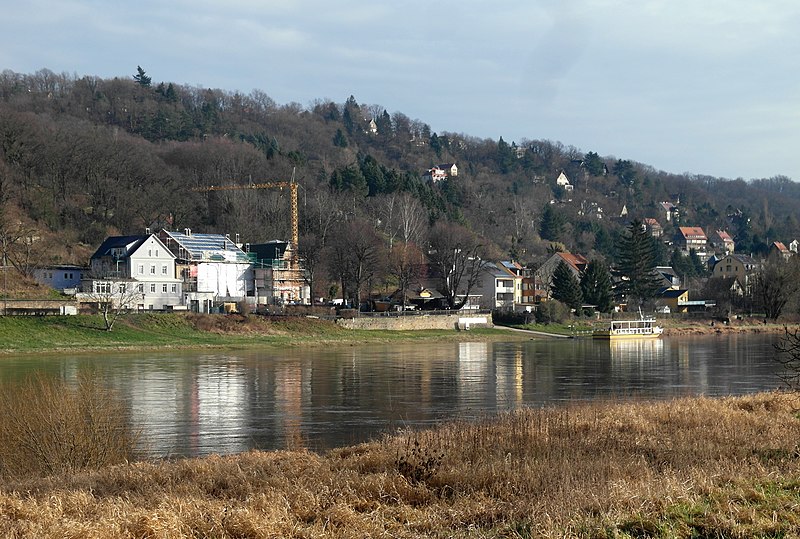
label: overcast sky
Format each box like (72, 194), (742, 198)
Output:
(2, 1), (799, 181)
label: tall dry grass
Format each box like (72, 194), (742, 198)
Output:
(1, 393), (800, 537)
(0, 374), (140, 481)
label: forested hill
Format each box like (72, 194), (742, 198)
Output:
(1, 68), (797, 270)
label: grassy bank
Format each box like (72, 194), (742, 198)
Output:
(1, 392), (799, 537)
(0, 313), (516, 355)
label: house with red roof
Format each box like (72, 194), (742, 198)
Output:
(675, 226), (708, 253)
(533, 251), (589, 299)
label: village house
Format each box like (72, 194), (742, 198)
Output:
(533, 251), (589, 299)
(675, 226), (708, 254)
(555, 171), (574, 191)
(643, 218), (663, 238)
(82, 234), (183, 310)
(159, 229), (253, 313)
(33, 264), (85, 293)
(708, 230), (735, 254)
(768, 241), (793, 262)
(711, 253), (760, 293)
(660, 201), (679, 222)
(423, 163), (458, 183)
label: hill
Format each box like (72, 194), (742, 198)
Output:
(1, 68), (797, 295)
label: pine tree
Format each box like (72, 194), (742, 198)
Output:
(580, 259), (614, 313)
(551, 260), (583, 311)
(133, 66), (151, 87)
(616, 219), (663, 306)
(540, 204), (565, 242)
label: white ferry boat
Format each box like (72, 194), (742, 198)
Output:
(592, 316), (663, 340)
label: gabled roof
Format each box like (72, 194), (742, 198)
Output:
(90, 235), (148, 260)
(643, 218), (662, 227)
(677, 226), (707, 240)
(659, 288), (688, 299)
(713, 230), (733, 241)
(772, 241), (789, 252)
(557, 252), (589, 272)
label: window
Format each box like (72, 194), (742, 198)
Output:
(171, 284), (177, 293)
(162, 265), (168, 275)
(138, 264), (144, 274)
(138, 284), (144, 293)
(155, 249), (159, 257)
(150, 265), (156, 275)
(150, 284), (156, 293)
(162, 284), (168, 293)
(119, 284), (126, 293)
(148, 249), (152, 257)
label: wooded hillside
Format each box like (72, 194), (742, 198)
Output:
(1, 67), (797, 280)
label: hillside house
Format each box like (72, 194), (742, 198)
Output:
(768, 241), (793, 262)
(643, 218), (663, 238)
(82, 234), (182, 310)
(709, 230), (735, 254)
(423, 163), (458, 183)
(675, 227), (708, 254)
(555, 171), (574, 191)
(159, 229), (253, 313)
(660, 201), (679, 222)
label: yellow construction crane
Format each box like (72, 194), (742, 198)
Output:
(192, 179), (299, 269)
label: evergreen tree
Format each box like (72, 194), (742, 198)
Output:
(551, 260), (583, 311)
(583, 151), (606, 176)
(496, 136), (517, 174)
(616, 219), (663, 306)
(540, 204), (565, 242)
(689, 248), (707, 276)
(133, 66), (151, 87)
(333, 128), (348, 148)
(580, 259), (614, 313)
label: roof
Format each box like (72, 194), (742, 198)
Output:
(772, 241), (789, 252)
(557, 252), (589, 272)
(713, 230), (733, 241)
(659, 288), (688, 299)
(677, 226), (707, 240)
(160, 230), (250, 263)
(643, 218), (661, 227)
(90, 235), (148, 260)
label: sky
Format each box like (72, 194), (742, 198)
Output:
(2, 1), (800, 181)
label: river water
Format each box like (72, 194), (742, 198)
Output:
(1, 334), (786, 457)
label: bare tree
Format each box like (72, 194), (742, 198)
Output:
(326, 219), (386, 309)
(427, 222), (488, 310)
(752, 258), (800, 320)
(81, 279), (144, 331)
(388, 241), (426, 310)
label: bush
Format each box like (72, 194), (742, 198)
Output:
(535, 300), (570, 324)
(0, 374), (140, 480)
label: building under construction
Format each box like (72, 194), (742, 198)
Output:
(246, 240), (309, 306)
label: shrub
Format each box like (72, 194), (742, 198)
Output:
(0, 374), (140, 480)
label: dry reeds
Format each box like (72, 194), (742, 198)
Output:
(1, 392), (800, 537)
(0, 374), (139, 481)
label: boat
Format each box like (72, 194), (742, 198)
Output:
(592, 315), (663, 340)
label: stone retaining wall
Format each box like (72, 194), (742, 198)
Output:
(335, 313), (493, 331)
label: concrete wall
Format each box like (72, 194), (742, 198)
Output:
(335, 313), (493, 331)
(1, 299), (79, 315)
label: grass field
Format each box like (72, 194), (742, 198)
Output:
(0, 312), (515, 355)
(1, 392), (799, 537)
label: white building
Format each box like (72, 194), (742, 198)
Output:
(159, 230), (254, 313)
(83, 234), (183, 310)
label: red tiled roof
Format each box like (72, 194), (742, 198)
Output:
(678, 226), (707, 239)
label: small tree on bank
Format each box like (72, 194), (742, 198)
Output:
(81, 279), (144, 331)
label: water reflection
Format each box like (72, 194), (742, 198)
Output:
(0, 334), (783, 457)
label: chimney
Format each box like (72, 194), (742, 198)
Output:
(145, 227), (151, 234)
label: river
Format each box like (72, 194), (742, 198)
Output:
(1, 333), (786, 457)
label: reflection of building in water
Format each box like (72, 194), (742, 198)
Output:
(495, 346), (524, 406)
(458, 342), (489, 382)
(274, 362), (303, 448)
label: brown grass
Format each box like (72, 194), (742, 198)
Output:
(2, 393), (800, 537)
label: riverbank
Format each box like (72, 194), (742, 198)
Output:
(1, 392), (799, 537)
(0, 313), (525, 355)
